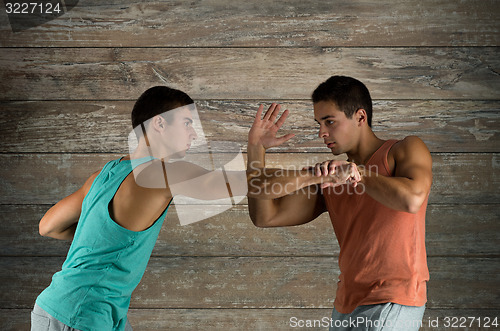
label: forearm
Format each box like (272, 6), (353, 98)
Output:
(247, 144), (323, 199)
(170, 169), (248, 200)
(246, 143), (275, 226)
(360, 169), (429, 213)
(246, 144), (324, 227)
(248, 168), (324, 199)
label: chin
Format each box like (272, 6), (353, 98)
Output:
(170, 150), (187, 159)
(330, 148), (343, 156)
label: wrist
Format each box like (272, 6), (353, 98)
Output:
(247, 142), (265, 152)
(358, 165), (371, 185)
(247, 143), (266, 169)
(301, 169), (324, 186)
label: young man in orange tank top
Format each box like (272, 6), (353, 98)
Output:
(247, 76), (432, 330)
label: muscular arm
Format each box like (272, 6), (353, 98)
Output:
(247, 143), (326, 227)
(359, 136), (433, 213)
(39, 170), (100, 240)
(247, 150), (328, 200)
(245, 104), (361, 227)
(166, 161), (248, 199)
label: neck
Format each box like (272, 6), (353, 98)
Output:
(346, 129), (385, 165)
(128, 139), (170, 162)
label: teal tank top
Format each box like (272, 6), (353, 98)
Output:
(36, 157), (170, 331)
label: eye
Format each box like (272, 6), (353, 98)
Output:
(184, 121), (191, 127)
(326, 120), (335, 125)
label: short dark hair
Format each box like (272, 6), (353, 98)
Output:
(312, 76), (373, 127)
(131, 86), (194, 129)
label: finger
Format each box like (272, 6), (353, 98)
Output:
(263, 103), (277, 121)
(321, 162), (329, 176)
(315, 164), (321, 177)
(329, 162), (336, 175)
(340, 165), (349, 180)
(319, 162), (326, 176)
(276, 133), (295, 145)
(354, 171), (361, 182)
(329, 161), (345, 176)
(269, 103), (281, 122)
(351, 164), (361, 182)
(254, 104), (265, 123)
(275, 108), (290, 128)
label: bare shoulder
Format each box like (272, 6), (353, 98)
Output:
(391, 136), (432, 175)
(392, 136), (431, 160)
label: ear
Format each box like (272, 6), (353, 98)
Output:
(151, 115), (166, 131)
(355, 108), (367, 127)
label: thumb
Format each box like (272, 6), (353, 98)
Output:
(277, 133), (295, 144)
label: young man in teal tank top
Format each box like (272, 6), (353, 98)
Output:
(246, 76), (433, 330)
(32, 86), (248, 331)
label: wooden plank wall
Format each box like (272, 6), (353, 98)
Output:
(1, 1), (499, 330)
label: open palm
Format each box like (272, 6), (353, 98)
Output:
(248, 103), (295, 149)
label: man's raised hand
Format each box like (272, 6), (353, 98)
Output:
(248, 103), (295, 149)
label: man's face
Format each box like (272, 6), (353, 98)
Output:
(313, 100), (358, 155)
(162, 106), (198, 158)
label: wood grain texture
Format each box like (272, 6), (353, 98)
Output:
(3, 308), (499, 331)
(0, 153), (498, 204)
(1, 100), (498, 153)
(1, 204), (498, 257)
(1, 47), (499, 100)
(0, 0), (498, 47)
(1, 257), (498, 309)
(1, 0), (498, 327)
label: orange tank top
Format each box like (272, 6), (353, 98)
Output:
(323, 139), (429, 314)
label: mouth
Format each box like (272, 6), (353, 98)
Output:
(326, 142), (336, 148)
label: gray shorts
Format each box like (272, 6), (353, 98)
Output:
(31, 303), (133, 331)
(330, 302), (425, 331)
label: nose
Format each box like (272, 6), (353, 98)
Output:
(318, 124), (328, 138)
(190, 127), (198, 140)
